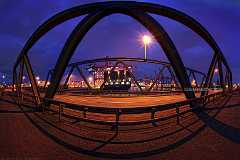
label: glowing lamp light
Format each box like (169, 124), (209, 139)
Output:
(142, 35), (152, 45)
(36, 76), (40, 81)
(214, 68), (219, 73)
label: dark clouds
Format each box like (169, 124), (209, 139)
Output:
(0, 0), (239, 82)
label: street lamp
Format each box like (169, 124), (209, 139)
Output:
(142, 35), (152, 60)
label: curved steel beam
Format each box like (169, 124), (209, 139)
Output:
(45, 7), (194, 99)
(14, 1), (231, 74)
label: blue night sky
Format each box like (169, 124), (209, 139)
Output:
(0, 0), (240, 83)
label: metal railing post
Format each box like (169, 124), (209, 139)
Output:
(59, 104), (64, 122)
(83, 108), (87, 118)
(115, 109), (121, 135)
(42, 103), (45, 112)
(176, 105), (180, 125)
(151, 108), (157, 127)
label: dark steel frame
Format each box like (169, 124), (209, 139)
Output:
(45, 57), (206, 93)
(13, 1), (232, 105)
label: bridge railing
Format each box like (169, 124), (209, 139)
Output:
(42, 91), (228, 134)
(1, 89), (233, 135)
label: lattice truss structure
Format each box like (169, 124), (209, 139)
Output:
(44, 57), (206, 93)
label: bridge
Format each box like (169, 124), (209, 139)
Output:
(1, 1), (239, 159)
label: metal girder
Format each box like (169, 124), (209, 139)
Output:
(15, 66), (21, 98)
(217, 56), (225, 90)
(45, 7), (194, 99)
(17, 60), (24, 101)
(69, 57), (170, 67)
(66, 57), (206, 80)
(166, 66), (179, 88)
(43, 69), (53, 89)
(200, 75), (206, 88)
(63, 66), (75, 88)
(121, 61), (143, 93)
(148, 65), (167, 91)
(66, 57), (205, 91)
(201, 53), (218, 96)
(22, 55), (41, 105)
(12, 69), (16, 92)
(18, 60), (24, 91)
(75, 66), (92, 89)
(187, 70), (200, 88)
(228, 69), (233, 89)
(188, 70), (192, 78)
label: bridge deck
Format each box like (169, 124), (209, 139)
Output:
(54, 93), (187, 108)
(0, 93), (240, 159)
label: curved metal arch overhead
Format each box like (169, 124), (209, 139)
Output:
(13, 1), (232, 105)
(14, 1), (230, 69)
(45, 6), (194, 99)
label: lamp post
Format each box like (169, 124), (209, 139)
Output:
(142, 35), (151, 60)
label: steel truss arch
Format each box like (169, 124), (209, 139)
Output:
(45, 6), (194, 99)
(13, 1), (232, 105)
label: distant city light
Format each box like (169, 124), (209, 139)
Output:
(2, 75), (6, 79)
(22, 76), (26, 80)
(214, 68), (219, 73)
(191, 79), (196, 86)
(88, 76), (93, 82)
(36, 76), (40, 81)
